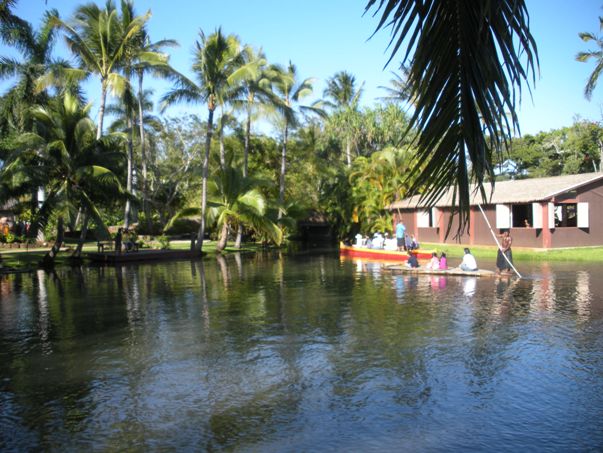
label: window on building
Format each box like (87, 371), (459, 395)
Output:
(417, 208), (438, 228)
(554, 203), (577, 227)
(512, 204), (533, 228)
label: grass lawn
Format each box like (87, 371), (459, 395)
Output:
(422, 242), (603, 262)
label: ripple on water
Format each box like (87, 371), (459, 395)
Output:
(1, 258), (603, 450)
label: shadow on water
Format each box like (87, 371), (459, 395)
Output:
(1, 255), (603, 451)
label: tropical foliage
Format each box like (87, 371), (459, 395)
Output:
(0, 0), (600, 263)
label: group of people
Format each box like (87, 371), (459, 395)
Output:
(406, 251), (448, 269)
(354, 217), (515, 275)
(354, 231), (419, 251)
(395, 220), (420, 251)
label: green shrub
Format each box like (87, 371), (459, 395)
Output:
(157, 235), (170, 250)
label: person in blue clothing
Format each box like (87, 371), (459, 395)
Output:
(395, 219), (406, 251)
(406, 250), (420, 268)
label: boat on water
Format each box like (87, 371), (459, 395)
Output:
(339, 242), (434, 261)
(386, 265), (497, 278)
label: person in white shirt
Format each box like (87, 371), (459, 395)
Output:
(372, 232), (384, 249)
(354, 233), (364, 247)
(425, 252), (440, 270)
(460, 248), (478, 271)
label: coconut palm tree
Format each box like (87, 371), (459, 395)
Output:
(47, 0), (151, 139)
(160, 28), (251, 252)
(365, 0), (538, 233)
(119, 0), (176, 229)
(166, 165), (282, 253)
(0, 9), (64, 134)
(131, 29), (177, 229)
(577, 16), (603, 101)
(0, 8), (73, 239)
(268, 62), (323, 217)
(2, 93), (126, 262)
(229, 46), (278, 247)
(377, 65), (413, 105)
(323, 70), (364, 167)
(208, 166), (281, 252)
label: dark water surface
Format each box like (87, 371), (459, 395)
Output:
(1, 252), (603, 452)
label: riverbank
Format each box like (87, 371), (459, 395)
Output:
(0, 239), (268, 270)
(423, 242), (603, 262)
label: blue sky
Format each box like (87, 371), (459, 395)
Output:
(3, 0), (603, 136)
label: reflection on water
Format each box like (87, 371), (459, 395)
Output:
(1, 254), (603, 451)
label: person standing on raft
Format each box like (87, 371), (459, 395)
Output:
(496, 231), (513, 274)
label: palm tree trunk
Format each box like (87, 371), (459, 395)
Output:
(97, 79), (108, 140)
(195, 107), (214, 252)
(219, 107), (226, 170)
(28, 189), (39, 241)
(41, 216), (63, 266)
(138, 71), (151, 232)
(219, 127), (226, 170)
(278, 121), (289, 220)
(124, 113), (134, 229)
(72, 212), (89, 258)
(345, 139), (351, 167)
(216, 220), (229, 252)
(235, 109), (252, 248)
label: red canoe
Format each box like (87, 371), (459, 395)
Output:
(339, 243), (435, 261)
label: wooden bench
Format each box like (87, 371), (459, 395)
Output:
(97, 240), (114, 252)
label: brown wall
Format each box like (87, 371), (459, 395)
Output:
(418, 227), (439, 243)
(393, 210), (416, 236)
(389, 178), (603, 248)
(550, 180), (603, 248)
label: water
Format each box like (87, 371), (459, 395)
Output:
(1, 252), (603, 452)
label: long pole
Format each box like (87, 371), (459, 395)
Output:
(477, 204), (522, 278)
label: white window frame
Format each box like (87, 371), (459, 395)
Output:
(548, 202), (555, 229)
(577, 202), (589, 228)
(495, 204), (511, 229)
(417, 209), (431, 228)
(431, 207), (440, 228)
(532, 203), (543, 229)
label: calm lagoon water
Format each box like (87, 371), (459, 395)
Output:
(1, 252), (603, 451)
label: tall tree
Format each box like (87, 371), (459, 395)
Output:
(48, 0), (151, 139)
(577, 16), (603, 101)
(131, 28), (177, 229)
(0, 8), (66, 134)
(365, 0), (538, 234)
(269, 62), (322, 217)
(0, 8), (68, 238)
(161, 29), (250, 252)
(2, 94), (125, 261)
(230, 46), (274, 247)
(119, 0), (176, 228)
(323, 70), (363, 167)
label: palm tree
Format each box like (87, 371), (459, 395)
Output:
(131, 29), (177, 229)
(0, 9), (63, 134)
(119, 0), (176, 229)
(0, 8), (71, 239)
(166, 166), (282, 253)
(323, 70), (364, 167)
(577, 16), (603, 101)
(208, 166), (281, 252)
(2, 94), (125, 261)
(160, 28), (251, 252)
(229, 46), (274, 247)
(269, 62), (323, 217)
(377, 65), (413, 105)
(48, 0), (151, 139)
(365, 0), (538, 233)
